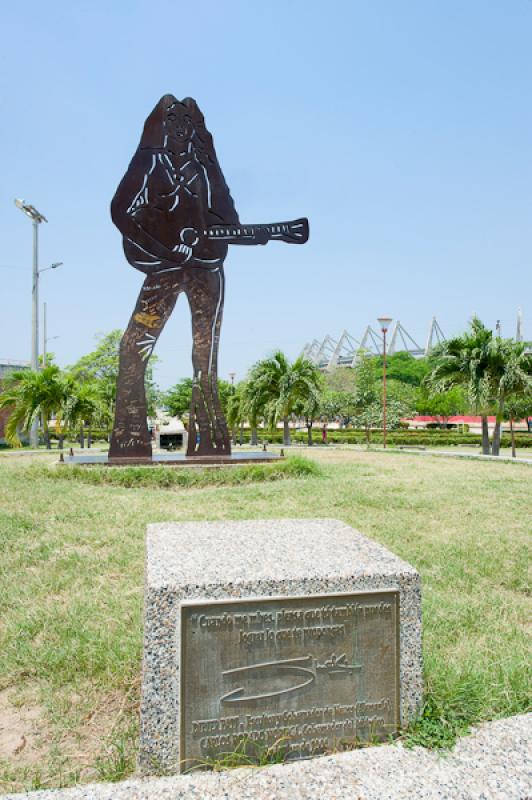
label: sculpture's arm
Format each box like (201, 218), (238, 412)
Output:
(110, 151), (190, 265)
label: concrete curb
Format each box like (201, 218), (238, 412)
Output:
(4, 713), (530, 799)
(368, 446), (532, 465)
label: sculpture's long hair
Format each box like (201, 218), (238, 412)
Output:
(140, 94), (238, 225)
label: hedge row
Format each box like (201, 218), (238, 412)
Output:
(47, 430), (110, 442)
(42, 427), (532, 448)
(237, 429), (532, 448)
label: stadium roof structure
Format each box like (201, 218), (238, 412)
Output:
(302, 317), (446, 370)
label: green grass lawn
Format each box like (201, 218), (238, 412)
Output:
(0, 449), (530, 793)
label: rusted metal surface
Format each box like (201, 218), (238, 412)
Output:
(180, 590), (400, 769)
(109, 95), (308, 460)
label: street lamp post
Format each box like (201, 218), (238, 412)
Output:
(15, 199), (48, 447)
(43, 302), (60, 367)
(41, 263), (63, 368)
(377, 316), (393, 449)
(43, 301), (47, 367)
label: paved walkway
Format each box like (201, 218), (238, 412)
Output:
(387, 447), (532, 465)
(5, 714), (531, 800)
(0, 448), (106, 458)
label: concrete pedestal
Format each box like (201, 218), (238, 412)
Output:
(139, 519), (423, 774)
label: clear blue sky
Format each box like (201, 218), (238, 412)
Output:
(1, 0), (530, 389)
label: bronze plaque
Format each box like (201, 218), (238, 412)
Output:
(180, 590), (400, 769)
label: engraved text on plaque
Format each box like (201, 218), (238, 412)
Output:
(180, 590), (399, 768)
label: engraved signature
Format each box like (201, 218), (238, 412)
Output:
(220, 653), (361, 704)
(316, 652), (361, 675)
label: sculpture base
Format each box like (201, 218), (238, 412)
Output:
(61, 452), (282, 467)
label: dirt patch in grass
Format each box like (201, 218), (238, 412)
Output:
(54, 686), (139, 785)
(0, 684), (139, 793)
(0, 689), (46, 767)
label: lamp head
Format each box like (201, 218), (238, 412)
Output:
(14, 198), (48, 223)
(377, 316), (393, 332)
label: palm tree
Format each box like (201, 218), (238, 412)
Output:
(63, 380), (102, 448)
(297, 385), (323, 446)
(504, 394), (532, 458)
(486, 338), (531, 455)
(0, 365), (67, 448)
(428, 319), (532, 455)
(427, 318), (494, 454)
(241, 381), (264, 447)
(226, 381), (245, 445)
(246, 351), (323, 446)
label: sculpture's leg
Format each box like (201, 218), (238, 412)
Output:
(109, 273), (181, 461)
(186, 267), (230, 456)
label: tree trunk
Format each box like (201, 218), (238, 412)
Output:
(283, 417), (291, 446)
(510, 417), (516, 458)
(251, 426), (258, 446)
(79, 425), (85, 449)
(491, 420), (502, 457)
(481, 416), (490, 455)
(87, 427), (92, 449)
(44, 421), (51, 450)
(307, 421), (313, 446)
(239, 424), (244, 446)
(58, 434), (64, 450)
(491, 395), (504, 457)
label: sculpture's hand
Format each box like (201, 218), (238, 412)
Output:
(172, 243), (193, 264)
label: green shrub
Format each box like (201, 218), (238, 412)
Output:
(39, 454), (322, 489)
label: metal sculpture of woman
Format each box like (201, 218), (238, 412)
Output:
(109, 95), (308, 460)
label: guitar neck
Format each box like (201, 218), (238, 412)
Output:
(203, 218), (308, 245)
(204, 223), (289, 241)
